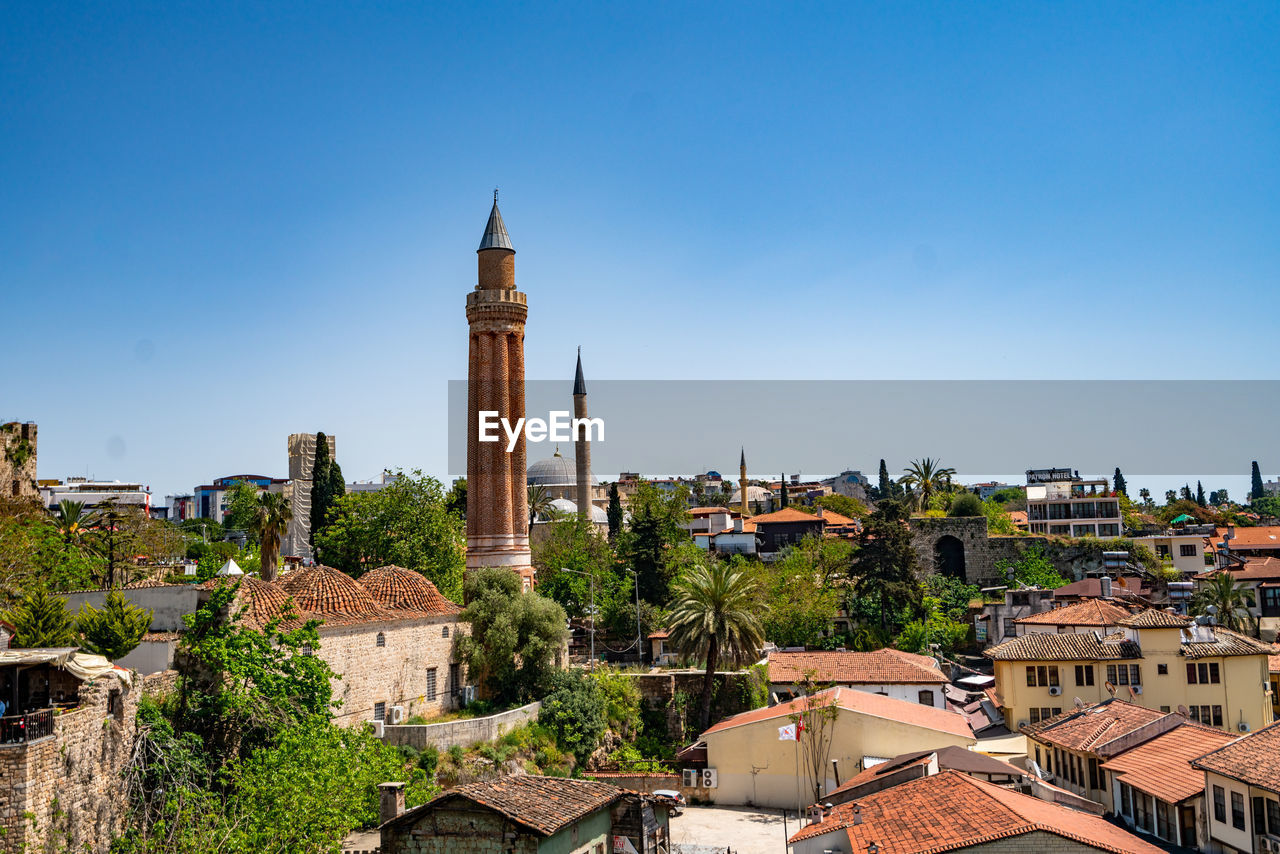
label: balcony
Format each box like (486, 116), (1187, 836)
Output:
(0, 708), (55, 745)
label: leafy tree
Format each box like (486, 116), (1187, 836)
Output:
(445, 477), (467, 520)
(848, 501), (922, 632)
(1252, 496), (1280, 521)
(250, 491), (292, 582)
(607, 483), (623, 541)
(925, 574), (980, 619)
(947, 493), (983, 517)
(589, 667), (643, 738)
(981, 499), (1018, 535)
(1138, 488), (1152, 507)
(456, 567), (568, 705)
(779, 476), (789, 508)
(309, 432), (344, 543)
(1196, 481), (1207, 507)
(222, 481), (261, 536)
(538, 669), (607, 767)
(1253, 461), (1266, 501)
(756, 545), (839, 649)
(1113, 468), (1128, 497)
(76, 590), (153, 659)
(532, 515), (625, 622)
(527, 483), (554, 531)
(666, 561), (765, 730)
(53, 499), (96, 546)
(995, 546), (1067, 589)
(1209, 489), (1228, 506)
(1192, 572), (1258, 635)
(898, 458), (956, 511)
(313, 470), (465, 601)
(1164, 490), (1177, 505)
(1180, 484), (1193, 502)
(1, 586), (77, 647)
(616, 482), (691, 604)
(0, 511), (103, 601)
(787, 676), (841, 807)
(989, 487), (1025, 506)
(811, 493), (867, 519)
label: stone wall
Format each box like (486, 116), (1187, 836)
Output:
(0, 669), (137, 853)
(0, 422), (37, 501)
(624, 670), (761, 745)
(908, 517), (1049, 587)
(62, 585), (202, 633)
(323, 615), (467, 728)
(380, 701), (540, 751)
(140, 669), (180, 698)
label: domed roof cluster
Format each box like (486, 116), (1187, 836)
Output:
(280, 565), (391, 621)
(358, 565), (462, 616)
(542, 497), (608, 524)
(199, 575), (310, 630)
(527, 450), (595, 487)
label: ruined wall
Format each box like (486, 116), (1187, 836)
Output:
(0, 422), (37, 502)
(0, 670), (137, 854)
(381, 701), (540, 751)
(624, 670), (760, 745)
(322, 615), (467, 727)
(908, 517), (1050, 587)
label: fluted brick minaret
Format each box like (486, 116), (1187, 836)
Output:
(466, 193), (535, 590)
(573, 348), (591, 522)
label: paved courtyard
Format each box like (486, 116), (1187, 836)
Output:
(669, 804), (790, 854)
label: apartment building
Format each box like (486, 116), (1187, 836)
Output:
(1024, 467), (1122, 537)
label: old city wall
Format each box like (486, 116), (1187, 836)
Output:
(0, 671), (138, 854)
(381, 702), (541, 752)
(909, 517), (1051, 587)
(0, 422), (38, 501)
(624, 671), (760, 745)
(323, 616), (467, 727)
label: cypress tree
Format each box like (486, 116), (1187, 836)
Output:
(877, 459), (891, 500)
(607, 482), (623, 541)
(779, 474), (789, 508)
(310, 432), (336, 545)
(1113, 467), (1127, 497)
(1196, 481), (1206, 506)
(1253, 461), (1266, 500)
(1180, 484), (1193, 502)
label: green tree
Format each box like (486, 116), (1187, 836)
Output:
(616, 482), (691, 604)
(876, 459), (891, 500)
(53, 499), (96, 546)
(1139, 488), (1152, 507)
(0, 511), (104, 601)
(1113, 468), (1128, 497)
(532, 515), (626, 624)
(1, 586), (77, 647)
(1192, 572), (1258, 635)
(537, 669), (607, 767)
(756, 545), (839, 649)
(527, 483), (554, 531)
(666, 562), (765, 730)
(947, 493), (983, 517)
(1196, 480), (1207, 507)
(1165, 489), (1178, 505)
(313, 471), (465, 602)
(1253, 461), (1266, 501)
(995, 546), (1067, 589)
(848, 501), (922, 633)
(456, 567), (568, 705)
(76, 589), (153, 659)
(222, 481), (261, 536)
(445, 477), (467, 520)
(898, 458), (956, 511)
(607, 483), (623, 541)
(250, 491), (293, 582)
(309, 432), (344, 543)
(812, 493), (867, 519)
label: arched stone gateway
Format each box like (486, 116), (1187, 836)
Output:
(935, 534), (967, 582)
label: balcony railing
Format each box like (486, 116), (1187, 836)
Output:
(0, 709), (55, 744)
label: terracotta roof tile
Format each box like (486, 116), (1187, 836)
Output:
(279, 565), (394, 623)
(984, 632), (1141, 662)
(768, 649), (947, 685)
(1193, 720), (1280, 791)
(1194, 557), (1280, 581)
(1181, 626), (1275, 659)
(386, 776), (626, 836)
(1014, 600), (1134, 627)
(701, 685), (973, 741)
(789, 770), (1164, 853)
(1212, 526), (1280, 548)
(1101, 722), (1237, 803)
(1021, 700), (1167, 752)
(1119, 609), (1191, 628)
(200, 576), (312, 631)
(747, 507), (827, 525)
(358, 565), (461, 617)
(1269, 654), (1280, 673)
(828, 746), (1023, 799)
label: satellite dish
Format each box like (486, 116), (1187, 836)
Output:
(1073, 697), (1086, 709)
(1104, 681), (1117, 697)
(1177, 705), (1189, 717)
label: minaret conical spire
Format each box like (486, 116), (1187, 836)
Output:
(573, 346), (586, 396)
(478, 190), (515, 252)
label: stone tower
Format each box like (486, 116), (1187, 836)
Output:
(466, 194), (535, 590)
(0, 422), (38, 501)
(739, 447), (749, 517)
(283, 432), (335, 561)
(572, 348), (591, 522)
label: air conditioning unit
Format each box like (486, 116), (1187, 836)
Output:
(1239, 721), (1251, 733)
(369, 720), (385, 738)
(1048, 686), (1062, 696)
(1017, 720), (1029, 730)
(390, 705), (405, 724)
(702, 768), (718, 788)
(1132, 685), (1143, 695)
(682, 769), (699, 787)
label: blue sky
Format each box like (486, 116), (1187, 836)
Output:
(2, 2), (1277, 501)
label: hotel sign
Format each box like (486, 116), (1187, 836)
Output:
(1026, 468), (1073, 484)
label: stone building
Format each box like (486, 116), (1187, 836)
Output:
(0, 649), (137, 853)
(466, 195), (535, 589)
(207, 565), (466, 726)
(282, 432), (336, 561)
(0, 421), (37, 501)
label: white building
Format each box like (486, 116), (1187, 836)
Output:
(766, 648), (950, 708)
(1130, 526), (1213, 574)
(1025, 468), (1122, 538)
(40, 478), (151, 513)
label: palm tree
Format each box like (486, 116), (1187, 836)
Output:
(1192, 572), (1258, 636)
(53, 499), (95, 546)
(667, 562), (766, 731)
(898, 458), (956, 511)
(251, 491), (293, 582)
(527, 484), (553, 533)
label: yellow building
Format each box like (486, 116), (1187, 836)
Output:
(1192, 720), (1280, 853)
(985, 609), (1274, 734)
(683, 685), (975, 809)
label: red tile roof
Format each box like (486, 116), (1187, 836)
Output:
(1118, 609), (1191, 629)
(1213, 526), (1280, 548)
(788, 770), (1165, 853)
(1014, 600), (1134, 627)
(385, 775), (628, 836)
(358, 565), (461, 616)
(1193, 720), (1280, 791)
(748, 507), (827, 525)
(1021, 700), (1167, 752)
(689, 507), (735, 516)
(1269, 654), (1280, 674)
(828, 746), (1023, 799)
(984, 631), (1141, 662)
(768, 649), (947, 686)
(1181, 626), (1275, 659)
(1195, 557), (1280, 581)
(279, 565), (394, 623)
(1101, 722), (1237, 804)
(700, 685), (973, 741)
(200, 576), (312, 630)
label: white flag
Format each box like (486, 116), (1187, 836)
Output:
(778, 723), (797, 741)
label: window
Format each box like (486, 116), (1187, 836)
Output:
(449, 663), (460, 698)
(1107, 664), (1140, 686)
(1190, 705), (1224, 726)
(374, 702), (386, 722)
(917, 690), (934, 706)
(1213, 785), (1226, 823)
(1156, 801), (1171, 840)
(1188, 662), (1221, 684)
(1120, 782), (1134, 818)
(1268, 798), (1280, 835)
(1213, 705), (1224, 727)
(1254, 797), (1267, 837)
(1264, 587), (1280, 616)
(442, 625), (450, 638)
(1157, 663), (1168, 675)
(376, 632), (386, 648)
(1156, 545), (1171, 558)
(426, 669), (437, 702)
(1129, 665), (1142, 685)
(1135, 790), (1151, 831)
(1097, 524), (1120, 538)
(1030, 708), (1041, 724)
(1232, 791), (1246, 830)
(1027, 666), (1059, 687)
(1087, 757), (1099, 790)
(1180, 544), (1197, 557)
(1075, 665), (1094, 686)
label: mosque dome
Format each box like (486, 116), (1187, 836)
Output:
(279, 564), (388, 619)
(538, 497), (608, 524)
(358, 565), (461, 616)
(730, 485), (773, 503)
(527, 449), (595, 487)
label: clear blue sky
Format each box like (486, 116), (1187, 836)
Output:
(2, 2), (1277, 501)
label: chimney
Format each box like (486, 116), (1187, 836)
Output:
(379, 781), (407, 825)
(733, 517), (743, 533)
(853, 804), (862, 825)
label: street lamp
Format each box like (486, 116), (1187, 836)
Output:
(561, 568), (595, 668)
(625, 568), (642, 665)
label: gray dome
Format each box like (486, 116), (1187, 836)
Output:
(542, 497), (607, 524)
(527, 450), (595, 487)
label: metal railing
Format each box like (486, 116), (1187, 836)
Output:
(0, 709), (55, 744)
